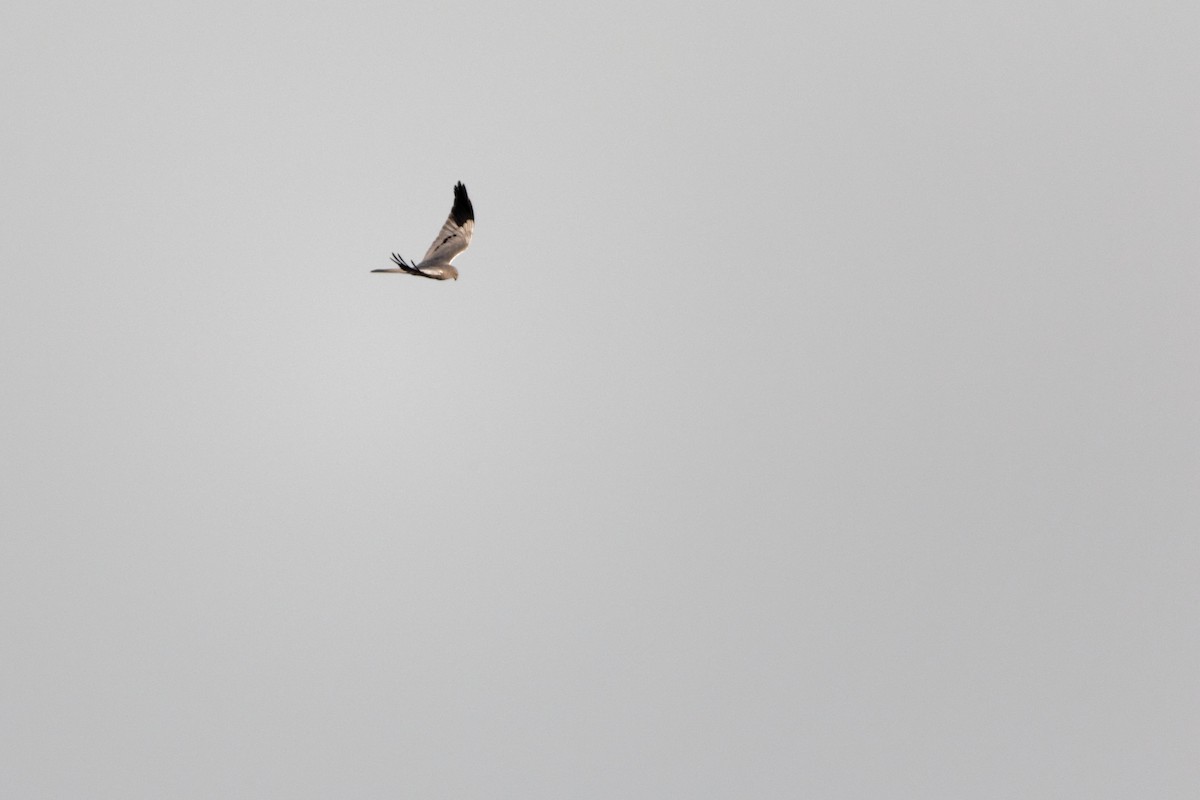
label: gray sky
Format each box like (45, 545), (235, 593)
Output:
(2, 1), (1197, 797)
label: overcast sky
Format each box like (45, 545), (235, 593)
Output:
(1, 1), (1197, 797)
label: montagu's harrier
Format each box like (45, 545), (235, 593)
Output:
(372, 182), (474, 281)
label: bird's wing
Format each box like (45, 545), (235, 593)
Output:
(418, 182), (475, 266)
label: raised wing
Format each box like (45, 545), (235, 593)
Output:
(417, 182), (475, 267)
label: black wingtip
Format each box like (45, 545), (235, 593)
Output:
(389, 253), (421, 274)
(452, 181), (474, 225)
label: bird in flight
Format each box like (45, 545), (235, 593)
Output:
(372, 182), (474, 281)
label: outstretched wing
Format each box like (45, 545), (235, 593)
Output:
(417, 182), (475, 267)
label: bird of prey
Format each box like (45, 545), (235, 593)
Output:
(372, 182), (474, 281)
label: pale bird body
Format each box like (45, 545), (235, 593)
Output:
(372, 182), (474, 280)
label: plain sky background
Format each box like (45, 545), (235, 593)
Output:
(1, 1), (1197, 797)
